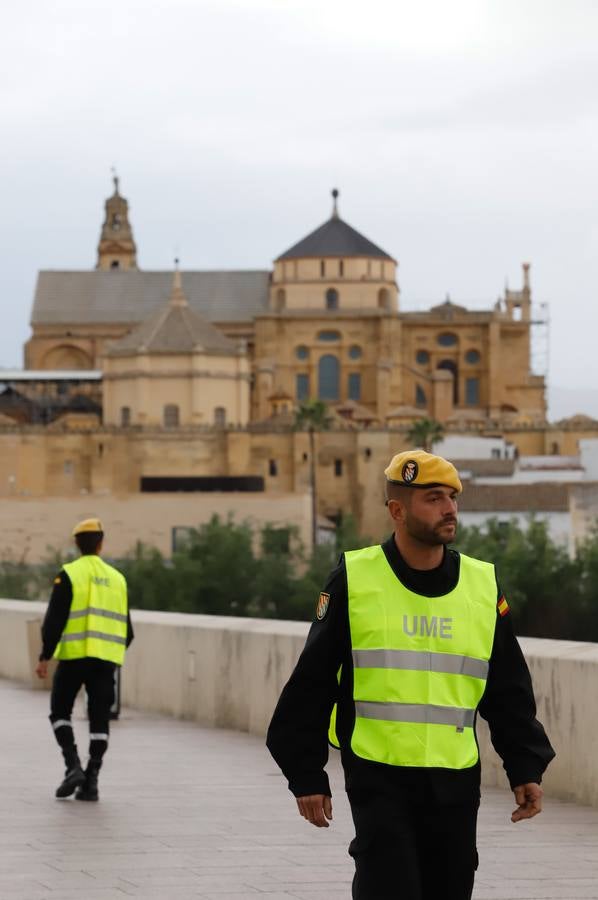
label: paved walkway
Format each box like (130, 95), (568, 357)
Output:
(2, 678), (598, 899)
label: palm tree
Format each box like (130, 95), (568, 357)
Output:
(406, 417), (444, 452)
(294, 400), (333, 549)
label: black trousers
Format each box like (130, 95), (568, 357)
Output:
(50, 658), (116, 764)
(348, 787), (479, 900)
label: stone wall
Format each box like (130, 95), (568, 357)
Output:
(0, 492), (311, 562)
(1, 599), (596, 808)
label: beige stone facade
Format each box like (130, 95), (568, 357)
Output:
(0, 492), (311, 563)
(3, 417), (598, 542)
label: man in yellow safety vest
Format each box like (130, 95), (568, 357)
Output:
(35, 518), (133, 801)
(267, 450), (555, 900)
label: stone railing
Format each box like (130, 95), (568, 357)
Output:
(1, 599), (595, 808)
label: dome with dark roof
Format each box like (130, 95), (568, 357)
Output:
(276, 191), (394, 262)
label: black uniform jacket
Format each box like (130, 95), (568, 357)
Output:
(266, 536), (555, 805)
(40, 562), (135, 662)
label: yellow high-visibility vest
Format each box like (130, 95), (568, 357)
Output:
(330, 545), (497, 769)
(54, 555), (128, 666)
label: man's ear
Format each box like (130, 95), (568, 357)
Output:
(387, 498), (405, 526)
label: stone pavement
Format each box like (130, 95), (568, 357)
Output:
(2, 678), (597, 900)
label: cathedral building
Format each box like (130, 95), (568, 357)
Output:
(26, 178), (544, 428)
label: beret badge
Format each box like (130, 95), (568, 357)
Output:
(401, 460), (418, 484)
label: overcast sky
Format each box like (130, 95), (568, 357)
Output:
(2, 0), (598, 419)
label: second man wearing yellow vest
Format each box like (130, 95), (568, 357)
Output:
(35, 518), (133, 801)
(267, 450), (555, 900)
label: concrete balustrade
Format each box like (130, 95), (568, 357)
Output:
(1, 598), (596, 808)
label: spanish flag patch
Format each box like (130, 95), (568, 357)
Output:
(498, 595), (510, 617)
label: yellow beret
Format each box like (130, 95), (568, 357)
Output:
(384, 450), (462, 493)
(72, 517), (104, 536)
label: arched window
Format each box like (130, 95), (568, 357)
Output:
(317, 330), (340, 342)
(42, 344), (92, 370)
(415, 385), (427, 408)
(110, 260), (120, 270)
(339, 260), (344, 277)
(120, 406), (131, 427)
(437, 332), (458, 347)
(348, 373), (361, 401)
(465, 378), (480, 405)
(275, 289), (286, 311)
(326, 288), (339, 310)
(163, 404), (179, 427)
(437, 360), (459, 404)
(378, 288), (389, 309)
(318, 355), (339, 401)
(320, 260), (326, 277)
(214, 407), (226, 427)
(296, 374), (309, 401)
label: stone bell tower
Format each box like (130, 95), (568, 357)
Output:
(96, 172), (138, 271)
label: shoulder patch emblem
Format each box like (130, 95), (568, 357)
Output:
(498, 595), (510, 616)
(402, 460), (418, 484)
(316, 592), (330, 621)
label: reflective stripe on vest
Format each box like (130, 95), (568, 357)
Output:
(355, 700), (476, 729)
(67, 607), (128, 624)
(353, 649), (489, 680)
(341, 545), (497, 770)
(60, 631), (127, 645)
(54, 556), (128, 665)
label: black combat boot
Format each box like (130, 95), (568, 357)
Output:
(75, 759), (101, 802)
(55, 749), (85, 799)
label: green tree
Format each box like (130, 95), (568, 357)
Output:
(171, 515), (259, 615)
(456, 517), (583, 639)
(406, 417), (445, 452)
(119, 542), (174, 611)
(294, 399), (333, 549)
(0, 554), (34, 600)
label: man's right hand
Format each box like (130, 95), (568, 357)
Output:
(35, 660), (49, 680)
(296, 794), (333, 827)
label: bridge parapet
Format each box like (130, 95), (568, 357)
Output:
(1, 599), (595, 808)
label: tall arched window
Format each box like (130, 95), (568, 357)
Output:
(275, 289), (286, 311)
(120, 406), (131, 427)
(296, 374), (309, 401)
(378, 288), (389, 309)
(415, 385), (427, 408)
(437, 360), (459, 404)
(318, 355), (339, 400)
(214, 407), (226, 426)
(465, 378), (480, 405)
(348, 373), (361, 401)
(163, 404), (179, 427)
(326, 288), (339, 310)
